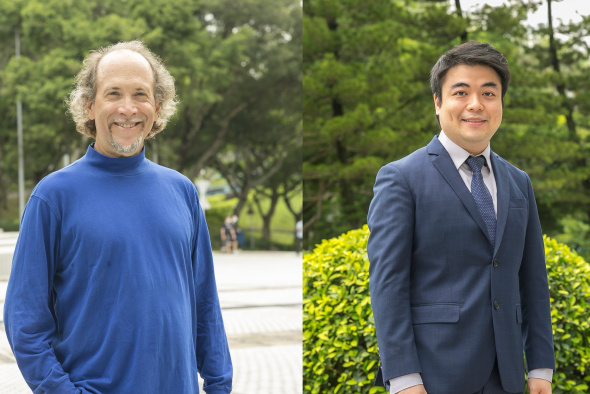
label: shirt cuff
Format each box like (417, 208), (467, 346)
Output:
(202, 389), (231, 394)
(389, 373), (423, 393)
(528, 368), (553, 382)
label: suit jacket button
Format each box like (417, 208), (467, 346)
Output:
(493, 259), (499, 268)
(494, 301), (500, 310)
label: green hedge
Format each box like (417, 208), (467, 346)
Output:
(0, 218), (20, 232)
(545, 236), (590, 392)
(303, 226), (381, 393)
(303, 226), (590, 394)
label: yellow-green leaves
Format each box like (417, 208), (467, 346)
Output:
(545, 235), (590, 393)
(303, 225), (383, 393)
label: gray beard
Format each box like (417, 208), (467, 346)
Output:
(110, 133), (144, 155)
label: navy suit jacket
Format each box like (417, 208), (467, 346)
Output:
(367, 136), (555, 393)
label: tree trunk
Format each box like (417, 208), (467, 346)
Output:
(233, 185), (251, 218)
(455, 0), (468, 42)
(282, 189), (302, 222)
(546, 0), (588, 222)
(336, 137), (358, 229)
(253, 186), (280, 245)
(547, 0), (576, 140)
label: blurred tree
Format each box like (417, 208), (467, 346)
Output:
(303, 0), (465, 246)
(0, 0), (301, 245)
(465, 0), (590, 257)
(250, 126), (302, 243)
(303, 0), (590, 255)
(209, 0), (302, 219)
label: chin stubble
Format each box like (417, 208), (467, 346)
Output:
(110, 132), (144, 155)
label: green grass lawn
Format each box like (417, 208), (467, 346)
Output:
(205, 190), (301, 250)
(0, 186), (32, 231)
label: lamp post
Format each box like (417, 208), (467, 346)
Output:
(15, 28), (25, 219)
(194, 180), (212, 212)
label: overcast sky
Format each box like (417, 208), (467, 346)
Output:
(455, 0), (590, 27)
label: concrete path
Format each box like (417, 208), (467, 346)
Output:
(0, 251), (302, 393)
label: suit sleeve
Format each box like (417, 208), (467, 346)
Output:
(192, 195), (233, 393)
(367, 164), (422, 383)
(519, 175), (555, 371)
(3, 196), (85, 393)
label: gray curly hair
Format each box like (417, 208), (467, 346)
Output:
(66, 40), (178, 139)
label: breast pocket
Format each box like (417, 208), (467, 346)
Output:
(509, 198), (526, 209)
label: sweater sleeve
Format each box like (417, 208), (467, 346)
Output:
(3, 195), (82, 393)
(192, 199), (233, 393)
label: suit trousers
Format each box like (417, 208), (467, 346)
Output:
(472, 359), (523, 394)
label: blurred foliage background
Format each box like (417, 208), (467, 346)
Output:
(0, 0), (302, 250)
(302, 0), (590, 260)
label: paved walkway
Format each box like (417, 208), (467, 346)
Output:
(0, 250), (302, 393)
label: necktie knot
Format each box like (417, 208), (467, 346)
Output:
(466, 156), (486, 174)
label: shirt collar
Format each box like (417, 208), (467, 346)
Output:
(81, 143), (150, 176)
(438, 130), (493, 171)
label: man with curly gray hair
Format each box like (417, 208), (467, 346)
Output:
(67, 40), (178, 143)
(4, 41), (233, 394)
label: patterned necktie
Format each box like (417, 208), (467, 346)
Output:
(466, 156), (496, 247)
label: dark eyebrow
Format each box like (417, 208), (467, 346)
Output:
(104, 87), (150, 91)
(450, 81), (499, 90)
(450, 82), (469, 89)
(482, 81), (499, 88)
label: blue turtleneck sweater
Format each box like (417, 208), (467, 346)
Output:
(4, 145), (232, 393)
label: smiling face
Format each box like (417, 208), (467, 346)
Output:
(87, 49), (159, 158)
(434, 64), (503, 155)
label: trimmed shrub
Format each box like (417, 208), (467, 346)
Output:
(0, 219), (20, 232)
(303, 227), (590, 393)
(303, 226), (382, 394)
(545, 235), (590, 393)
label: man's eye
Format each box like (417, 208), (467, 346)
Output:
(107, 91), (119, 96)
(483, 92), (496, 97)
(454, 91), (467, 96)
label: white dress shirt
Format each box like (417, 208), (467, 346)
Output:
(438, 131), (497, 216)
(388, 131), (552, 393)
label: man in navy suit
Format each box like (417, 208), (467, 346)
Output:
(367, 42), (555, 394)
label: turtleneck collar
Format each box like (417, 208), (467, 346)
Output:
(79, 143), (150, 176)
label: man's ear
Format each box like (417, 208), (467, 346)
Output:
(87, 100), (95, 120)
(433, 93), (441, 115)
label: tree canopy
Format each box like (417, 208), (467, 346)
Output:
(303, 0), (590, 258)
(0, 0), (302, 246)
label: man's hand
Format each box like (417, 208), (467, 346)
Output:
(527, 378), (552, 394)
(395, 385), (427, 394)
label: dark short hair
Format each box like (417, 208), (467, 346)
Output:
(430, 41), (510, 125)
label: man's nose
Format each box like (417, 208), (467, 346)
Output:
(118, 96), (137, 115)
(467, 95), (483, 111)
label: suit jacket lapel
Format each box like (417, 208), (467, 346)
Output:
(427, 136), (492, 245)
(490, 152), (509, 256)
